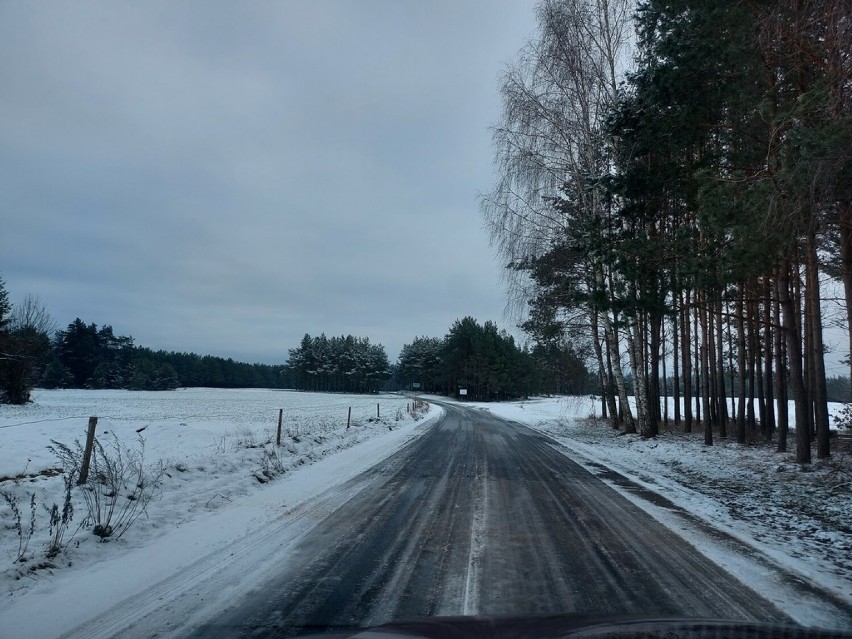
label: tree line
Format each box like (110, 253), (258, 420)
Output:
(40, 316), (285, 394)
(0, 278), (287, 401)
(484, 0), (851, 461)
(1, 275), (594, 403)
(282, 334), (391, 393)
(396, 317), (591, 400)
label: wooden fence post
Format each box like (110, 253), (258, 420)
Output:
(78, 416), (98, 485)
(276, 408), (283, 447)
(377, 403), (380, 419)
(347, 406), (352, 429)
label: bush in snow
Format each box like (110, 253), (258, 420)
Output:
(43, 469), (77, 558)
(254, 445), (286, 484)
(49, 434), (164, 540)
(1, 491), (36, 563)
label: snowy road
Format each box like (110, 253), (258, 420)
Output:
(184, 403), (785, 637)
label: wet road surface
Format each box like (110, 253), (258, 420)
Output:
(190, 403), (787, 637)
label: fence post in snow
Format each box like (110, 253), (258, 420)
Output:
(377, 403), (380, 419)
(276, 408), (283, 447)
(78, 416), (98, 485)
(347, 406), (352, 429)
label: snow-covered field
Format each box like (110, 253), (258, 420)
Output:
(0, 388), (440, 638)
(469, 396), (852, 629)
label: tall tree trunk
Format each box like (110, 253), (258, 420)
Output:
(838, 207), (852, 394)
(694, 304), (702, 425)
(779, 261), (810, 464)
(736, 284), (747, 443)
(756, 314), (766, 435)
(604, 322), (619, 429)
(746, 289), (758, 433)
(806, 230), (830, 458)
(700, 295), (713, 446)
(627, 313), (653, 437)
(603, 309), (635, 434)
(591, 309), (616, 424)
(796, 261), (815, 439)
(662, 318), (669, 428)
(673, 301), (681, 427)
(726, 298), (736, 421)
(715, 294), (728, 438)
(774, 274), (789, 452)
(682, 291), (693, 433)
(707, 296), (719, 429)
(763, 277), (776, 440)
(649, 311), (662, 429)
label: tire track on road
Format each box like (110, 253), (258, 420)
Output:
(141, 403), (805, 636)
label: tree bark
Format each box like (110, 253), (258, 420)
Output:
(763, 277), (776, 440)
(746, 289), (758, 433)
(707, 295), (719, 429)
(603, 309), (635, 434)
(682, 290), (693, 433)
(662, 318), (669, 428)
(673, 301), (681, 427)
(779, 261), (810, 464)
(774, 274), (789, 452)
(736, 284), (747, 443)
(715, 294), (728, 438)
(806, 230), (830, 458)
(627, 313), (653, 437)
(839, 207), (852, 393)
(700, 296), (713, 446)
(591, 309), (617, 424)
(694, 303), (702, 425)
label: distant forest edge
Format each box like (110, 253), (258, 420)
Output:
(289, 318), (592, 399)
(0, 276), (593, 402)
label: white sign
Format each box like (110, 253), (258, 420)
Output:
(459, 389), (468, 396)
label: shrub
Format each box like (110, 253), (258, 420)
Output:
(49, 434), (164, 540)
(1, 491), (36, 563)
(44, 469), (77, 558)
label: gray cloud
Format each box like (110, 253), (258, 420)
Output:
(2, 1), (536, 363)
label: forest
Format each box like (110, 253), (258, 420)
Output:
(0, 303), (288, 397)
(0, 277), (593, 402)
(394, 317), (590, 400)
(276, 318), (591, 399)
(483, 0), (851, 462)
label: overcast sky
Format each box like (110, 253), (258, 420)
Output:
(1, 1), (538, 364)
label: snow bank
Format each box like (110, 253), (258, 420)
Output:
(469, 395), (852, 629)
(0, 388), (440, 638)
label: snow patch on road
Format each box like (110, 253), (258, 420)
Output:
(462, 456), (486, 616)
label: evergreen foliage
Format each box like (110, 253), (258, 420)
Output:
(395, 317), (591, 401)
(283, 334), (390, 393)
(0, 278), (54, 404)
(484, 0), (851, 458)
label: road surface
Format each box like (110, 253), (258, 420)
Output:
(188, 402), (786, 637)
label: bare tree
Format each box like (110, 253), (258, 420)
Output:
(482, 0), (635, 425)
(1, 295), (55, 404)
(10, 294), (56, 336)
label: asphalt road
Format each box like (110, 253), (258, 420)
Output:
(191, 403), (786, 637)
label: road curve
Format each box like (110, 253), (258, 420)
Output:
(191, 403), (785, 637)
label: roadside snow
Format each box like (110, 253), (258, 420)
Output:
(468, 395), (852, 630)
(0, 388), (440, 638)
